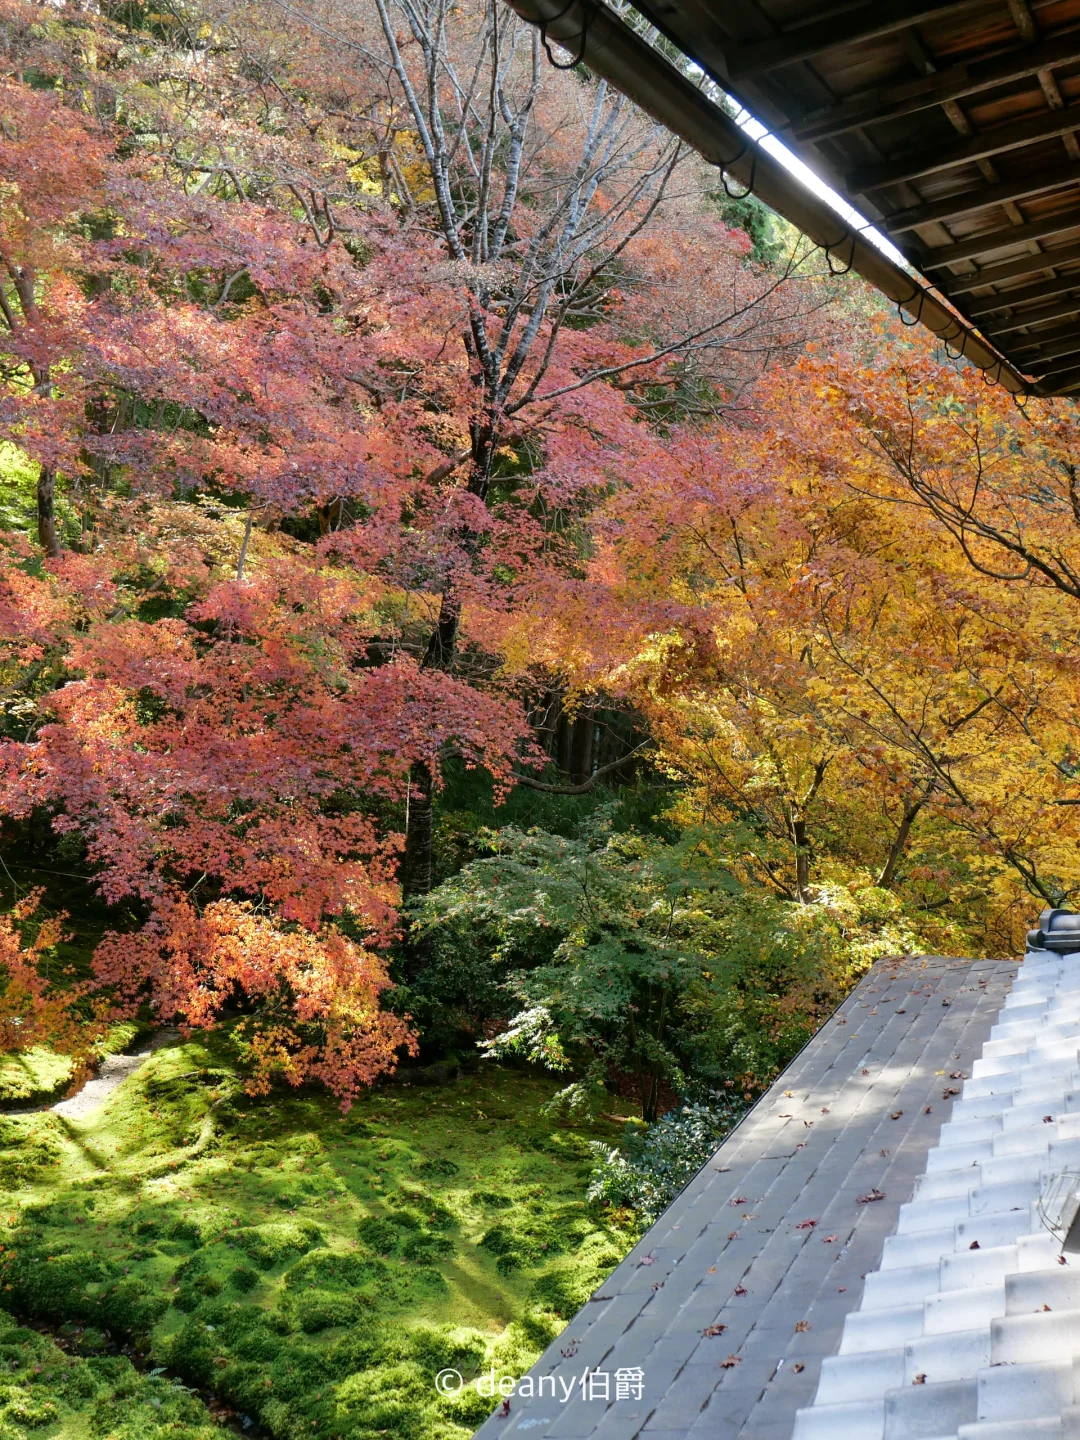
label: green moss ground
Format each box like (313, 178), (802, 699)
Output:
(0, 1027), (151, 1108)
(0, 1035), (633, 1440)
(0, 1051), (73, 1107)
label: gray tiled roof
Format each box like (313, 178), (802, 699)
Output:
(473, 953), (1018, 1440)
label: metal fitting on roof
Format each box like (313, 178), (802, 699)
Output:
(1027, 907), (1080, 953)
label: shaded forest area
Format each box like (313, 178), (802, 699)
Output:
(3, 0), (1080, 1434)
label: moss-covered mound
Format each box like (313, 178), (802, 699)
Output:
(0, 1308), (221, 1439)
(0, 1034), (633, 1439)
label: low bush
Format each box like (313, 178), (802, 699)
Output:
(587, 1100), (746, 1222)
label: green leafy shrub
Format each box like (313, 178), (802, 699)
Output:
(587, 1101), (744, 1222)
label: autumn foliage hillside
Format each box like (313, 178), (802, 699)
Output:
(3, 0), (1080, 1433)
(0, 0), (1079, 1145)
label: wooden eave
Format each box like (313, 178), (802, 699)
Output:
(504, 0), (1080, 395)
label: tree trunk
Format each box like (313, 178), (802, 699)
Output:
(878, 789), (931, 889)
(641, 1071), (661, 1123)
(37, 466), (61, 559)
(401, 421), (495, 895)
(317, 498), (342, 535)
(402, 758), (434, 900)
(793, 816), (810, 901)
(569, 710), (594, 785)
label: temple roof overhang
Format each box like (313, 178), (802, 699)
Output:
(505, 0), (1080, 397)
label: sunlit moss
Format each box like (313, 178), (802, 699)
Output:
(0, 1035), (632, 1438)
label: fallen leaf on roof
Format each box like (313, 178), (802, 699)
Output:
(912, 1374), (927, 1385)
(822, 1234), (839, 1243)
(942, 999), (951, 1006)
(779, 1113), (793, 1118)
(821, 1107), (830, 1114)
(730, 1197), (748, 1206)
(721, 1355), (741, 1368)
(702, 1324), (726, 1337)
(728, 1231), (739, 1240)
(651, 1281), (664, 1291)
(890, 1111), (904, 1119)
(637, 1252), (657, 1266)
(1044, 1116), (1055, 1123)
(949, 1071), (965, 1079)
(794, 1321), (810, 1332)
(969, 1241), (980, 1250)
(792, 1362), (805, 1373)
(1060, 1256), (1069, 1266)
(734, 1285), (747, 1296)
(861, 1069), (870, 1076)
(943, 1087), (960, 1098)
(795, 1219), (818, 1229)
(796, 1142), (808, 1148)
(783, 1091), (795, 1098)
(707, 1266), (717, 1274)
(857, 1188), (886, 1204)
(1040, 1304), (1052, 1311)
(896, 1008), (906, 1014)
(838, 1286), (846, 1292)
(715, 1166), (730, 1172)
(880, 1148), (890, 1156)
(836, 1019), (847, 1025)
(924, 1106), (932, 1114)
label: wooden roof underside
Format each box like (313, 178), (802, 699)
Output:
(630, 0), (1080, 394)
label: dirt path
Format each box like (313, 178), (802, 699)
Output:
(3, 1030), (178, 1119)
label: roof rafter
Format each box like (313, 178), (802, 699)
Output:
(919, 209), (1080, 266)
(794, 28), (1080, 143)
(967, 273), (1080, 314)
(985, 292), (1080, 332)
(1012, 312), (1080, 344)
(725, 0), (977, 78)
(883, 161), (1080, 233)
(850, 99), (1080, 192)
(941, 238), (1080, 292)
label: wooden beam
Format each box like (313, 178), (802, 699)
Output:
(985, 292), (1080, 334)
(1011, 319), (1080, 354)
(942, 238), (1080, 293)
(724, 0), (975, 78)
(1040, 363), (1080, 392)
(919, 209), (1080, 267)
(967, 274), (1080, 315)
(794, 29), (1080, 144)
(849, 100), (1080, 192)
(1026, 336), (1080, 373)
(883, 160), (1080, 233)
